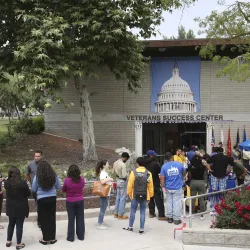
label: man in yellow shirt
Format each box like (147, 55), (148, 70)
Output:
(123, 157), (154, 234)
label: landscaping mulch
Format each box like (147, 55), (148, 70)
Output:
(0, 133), (120, 211)
(0, 133), (118, 169)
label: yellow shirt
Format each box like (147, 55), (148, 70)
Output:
(127, 167), (154, 201)
(174, 155), (185, 163)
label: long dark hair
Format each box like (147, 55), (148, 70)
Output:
(37, 160), (56, 190)
(95, 160), (107, 177)
(67, 165), (81, 183)
(7, 166), (21, 188)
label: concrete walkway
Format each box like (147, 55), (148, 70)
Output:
(0, 215), (247, 250)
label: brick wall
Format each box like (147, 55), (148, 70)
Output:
(45, 61), (250, 150)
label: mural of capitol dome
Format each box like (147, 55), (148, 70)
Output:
(154, 62), (197, 113)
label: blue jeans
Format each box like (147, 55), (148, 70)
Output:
(114, 180), (127, 216)
(98, 197), (108, 225)
(66, 200), (85, 241)
(129, 199), (147, 230)
(166, 188), (182, 221)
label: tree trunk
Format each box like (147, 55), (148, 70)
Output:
(15, 105), (21, 120)
(79, 79), (98, 162)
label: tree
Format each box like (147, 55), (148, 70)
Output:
(163, 25), (196, 39)
(0, 73), (45, 119)
(0, 0), (197, 162)
(196, 1), (250, 82)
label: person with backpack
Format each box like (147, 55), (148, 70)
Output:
(160, 152), (185, 225)
(123, 157), (153, 234)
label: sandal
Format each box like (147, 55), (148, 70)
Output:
(39, 240), (49, 245)
(6, 242), (12, 247)
(50, 240), (57, 244)
(16, 243), (25, 250)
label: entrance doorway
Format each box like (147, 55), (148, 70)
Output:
(143, 122), (206, 164)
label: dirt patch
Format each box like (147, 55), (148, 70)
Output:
(0, 133), (118, 169)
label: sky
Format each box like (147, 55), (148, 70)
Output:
(150, 0), (239, 40)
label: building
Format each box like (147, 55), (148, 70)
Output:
(154, 61), (197, 113)
(44, 39), (250, 158)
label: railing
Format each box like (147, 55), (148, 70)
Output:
(183, 181), (250, 228)
(2, 180), (114, 214)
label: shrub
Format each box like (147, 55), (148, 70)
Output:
(0, 133), (10, 151)
(9, 116), (44, 135)
(0, 132), (18, 152)
(0, 162), (27, 179)
(215, 186), (250, 229)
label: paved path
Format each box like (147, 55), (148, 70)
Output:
(0, 215), (247, 250)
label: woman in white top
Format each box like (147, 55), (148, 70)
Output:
(96, 160), (113, 230)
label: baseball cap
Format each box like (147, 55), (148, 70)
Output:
(146, 150), (158, 156)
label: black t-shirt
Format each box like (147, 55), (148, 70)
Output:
(189, 157), (206, 180)
(208, 153), (232, 178)
(144, 157), (161, 187)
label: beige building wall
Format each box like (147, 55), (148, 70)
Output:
(45, 61), (250, 150)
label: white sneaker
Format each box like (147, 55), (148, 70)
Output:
(200, 216), (205, 221)
(97, 224), (108, 230)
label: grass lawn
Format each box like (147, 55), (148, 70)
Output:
(0, 119), (9, 132)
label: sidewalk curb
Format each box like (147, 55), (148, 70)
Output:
(0, 204), (131, 223)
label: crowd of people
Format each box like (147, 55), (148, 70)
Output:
(0, 151), (85, 249)
(0, 144), (248, 249)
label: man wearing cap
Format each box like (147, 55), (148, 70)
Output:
(144, 150), (168, 221)
(160, 152), (185, 225)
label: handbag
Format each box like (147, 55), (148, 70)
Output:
(92, 181), (111, 197)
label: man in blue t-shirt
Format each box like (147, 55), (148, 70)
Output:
(160, 152), (185, 225)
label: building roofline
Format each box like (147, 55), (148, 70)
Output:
(144, 38), (246, 48)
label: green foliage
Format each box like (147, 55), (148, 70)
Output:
(196, 1), (250, 82)
(0, 0), (197, 160)
(0, 72), (45, 117)
(9, 116), (44, 135)
(0, 0), (197, 100)
(163, 25), (196, 40)
(0, 120), (9, 133)
(0, 162), (27, 179)
(0, 132), (11, 152)
(81, 169), (97, 181)
(215, 186), (250, 229)
(55, 167), (97, 181)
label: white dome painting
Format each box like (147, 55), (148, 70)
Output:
(153, 60), (199, 114)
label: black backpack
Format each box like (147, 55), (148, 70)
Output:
(133, 169), (148, 201)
